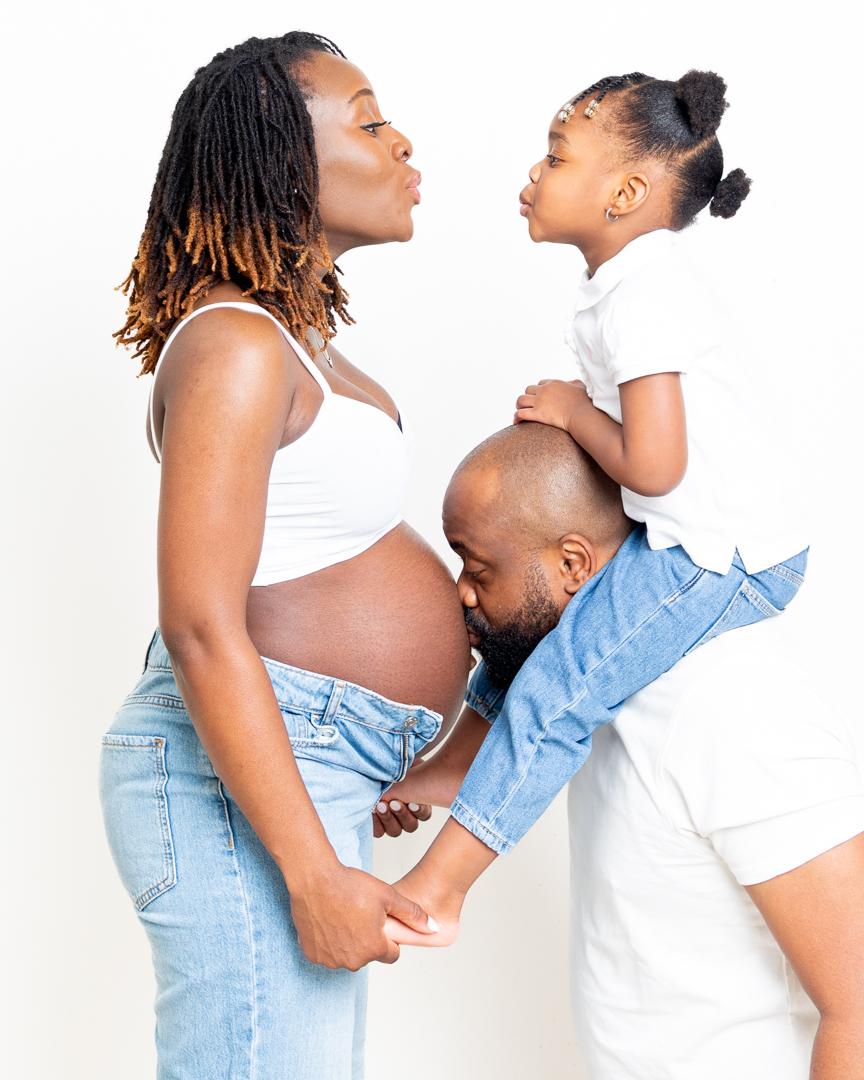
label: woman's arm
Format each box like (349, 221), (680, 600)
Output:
(156, 309), (432, 970)
(514, 372), (687, 497)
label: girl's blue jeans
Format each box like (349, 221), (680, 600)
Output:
(99, 630), (441, 1080)
(453, 526), (808, 854)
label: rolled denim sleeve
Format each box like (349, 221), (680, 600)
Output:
(451, 625), (601, 855)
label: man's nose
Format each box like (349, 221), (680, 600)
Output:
(458, 574), (478, 609)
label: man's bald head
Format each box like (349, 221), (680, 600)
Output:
(451, 423), (631, 556)
(444, 425), (633, 690)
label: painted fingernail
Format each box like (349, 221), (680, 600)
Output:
(389, 800), (402, 812)
(408, 803), (420, 812)
(427, 917), (440, 932)
(376, 802), (388, 814)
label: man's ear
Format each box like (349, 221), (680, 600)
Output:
(556, 533), (598, 595)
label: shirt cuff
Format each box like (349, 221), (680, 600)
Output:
(713, 795), (864, 886)
(612, 360), (689, 385)
(450, 800), (514, 855)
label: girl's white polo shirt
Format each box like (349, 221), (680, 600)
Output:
(564, 229), (808, 574)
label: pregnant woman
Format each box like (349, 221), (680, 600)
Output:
(99, 32), (469, 1080)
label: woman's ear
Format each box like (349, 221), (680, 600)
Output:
(609, 172), (651, 218)
(557, 534), (598, 595)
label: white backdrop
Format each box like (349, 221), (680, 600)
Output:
(1, 2), (860, 1077)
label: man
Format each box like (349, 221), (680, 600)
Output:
(380, 423), (864, 1079)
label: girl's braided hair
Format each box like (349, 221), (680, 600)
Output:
(567, 70), (751, 230)
(115, 32), (353, 375)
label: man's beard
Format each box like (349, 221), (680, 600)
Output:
(464, 563), (561, 691)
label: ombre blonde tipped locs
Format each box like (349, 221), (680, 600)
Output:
(113, 32), (353, 377)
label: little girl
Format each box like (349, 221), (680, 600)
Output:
(380, 71), (810, 886)
(446, 69), (810, 856)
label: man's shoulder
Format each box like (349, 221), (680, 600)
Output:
(614, 612), (864, 885)
(614, 611), (859, 808)
(621, 613), (834, 742)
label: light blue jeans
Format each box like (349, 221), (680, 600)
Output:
(99, 630), (441, 1080)
(453, 527), (808, 854)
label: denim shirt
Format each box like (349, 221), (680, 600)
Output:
(453, 651), (598, 855)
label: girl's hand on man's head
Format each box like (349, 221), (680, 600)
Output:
(514, 378), (591, 431)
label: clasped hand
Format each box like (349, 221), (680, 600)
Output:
(369, 756), (471, 950)
(514, 378), (590, 430)
(289, 862), (439, 971)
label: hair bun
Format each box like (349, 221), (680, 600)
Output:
(709, 168), (752, 219)
(675, 70), (728, 139)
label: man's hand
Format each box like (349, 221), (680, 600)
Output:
(514, 378), (591, 430)
(382, 817), (498, 953)
(384, 863), (462, 949)
(288, 864), (437, 970)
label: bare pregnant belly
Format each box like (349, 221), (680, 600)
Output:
(246, 523), (470, 739)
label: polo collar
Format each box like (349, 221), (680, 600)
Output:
(574, 229), (677, 313)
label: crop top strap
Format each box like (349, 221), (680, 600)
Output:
(148, 302), (332, 462)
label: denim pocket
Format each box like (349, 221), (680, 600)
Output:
(281, 706), (432, 784)
(685, 579), (781, 655)
(99, 734), (177, 911)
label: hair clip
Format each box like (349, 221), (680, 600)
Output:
(557, 103), (577, 123)
(584, 99), (601, 118)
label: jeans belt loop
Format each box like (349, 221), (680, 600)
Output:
(320, 680), (346, 727)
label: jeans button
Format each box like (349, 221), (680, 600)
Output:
(402, 716), (418, 729)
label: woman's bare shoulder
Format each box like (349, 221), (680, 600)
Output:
(151, 301), (304, 461)
(155, 301), (304, 413)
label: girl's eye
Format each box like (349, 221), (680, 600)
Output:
(360, 120), (391, 134)
(547, 154), (561, 167)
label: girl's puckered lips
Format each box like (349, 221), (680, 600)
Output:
(408, 171), (421, 203)
(519, 192), (531, 216)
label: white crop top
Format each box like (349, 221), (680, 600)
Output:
(149, 302), (410, 585)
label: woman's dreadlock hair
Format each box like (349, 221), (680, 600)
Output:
(565, 70), (751, 230)
(115, 32), (353, 375)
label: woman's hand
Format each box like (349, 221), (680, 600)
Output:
(372, 795), (433, 838)
(514, 378), (591, 430)
(372, 734), (478, 839)
(289, 863), (438, 970)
